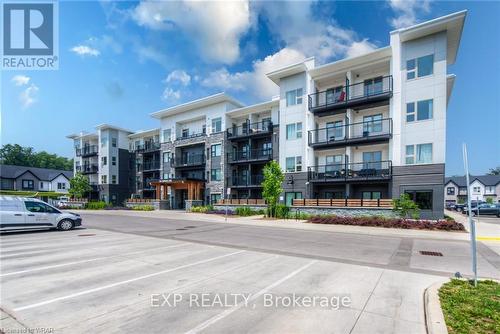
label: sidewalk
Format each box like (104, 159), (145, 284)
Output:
(445, 210), (500, 239)
(77, 209), (470, 241)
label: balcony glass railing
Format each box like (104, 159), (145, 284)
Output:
(308, 118), (392, 146)
(173, 154), (205, 167)
(231, 174), (264, 187)
(135, 142), (161, 153)
(77, 164), (98, 174)
(308, 75), (393, 111)
(227, 121), (273, 138)
(175, 132), (206, 141)
(308, 161), (392, 182)
(76, 146), (98, 157)
(141, 161), (161, 171)
(228, 148), (272, 163)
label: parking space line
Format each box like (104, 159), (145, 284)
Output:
(185, 260), (317, 334)
(13, 250), (245, 312)
(1, 243), (190, 277)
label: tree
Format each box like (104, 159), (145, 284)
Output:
(487, 166), (500, 175)
(485, 197), (494, 204)
(393, 194), (420, 219)
(262, 160), (284, 217)
(0, 144), (73, 170)
(69, 173), (92, 199)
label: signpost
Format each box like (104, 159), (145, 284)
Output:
(225, 188), (231, 222)
(463, 143), (478, 286)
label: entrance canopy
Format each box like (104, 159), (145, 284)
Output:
(151, 178), (205, 201)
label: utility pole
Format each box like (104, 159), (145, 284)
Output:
(463, 143), (478, 287)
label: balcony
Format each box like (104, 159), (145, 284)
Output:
(140, 161), (161, 172)
(308, 76), (393, 115)
(308, 118), (392, 149)
(230, 175), (264, 188)
(228, 148), (273, 164)
(142, 178), (159, 191)
(227, 121), (273, 140)
(175, 132), (206, 142)
(308, 161), (392, 183)
(135, 142), (161, 153)
(173, 153), (205, 168)
(76, 145), (98, 157)
(77, 164), (98, 174)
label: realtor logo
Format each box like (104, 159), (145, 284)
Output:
(2, 1), (58, 70)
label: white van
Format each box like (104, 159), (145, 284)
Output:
(0, 196), (82, 232)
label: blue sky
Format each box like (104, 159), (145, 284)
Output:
(1, 0), (499, 176)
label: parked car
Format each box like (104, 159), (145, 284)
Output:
(445, 202), (456, 210)
(454, 203), (466, 212)
(0, 196), (82, 232)
(458, 200), (485, 214)
(463, 203), (500, 217)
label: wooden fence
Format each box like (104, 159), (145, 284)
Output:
(216, 199), (266, 205)
(292, 198), (393, 208)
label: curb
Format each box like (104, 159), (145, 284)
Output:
(424, 280), (448, 334)
(0, 307), (29, 333)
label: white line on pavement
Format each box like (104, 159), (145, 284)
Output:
(1, 243), (190, 277)
(185, 260), (317, 334)
(13, 250), (245, 312)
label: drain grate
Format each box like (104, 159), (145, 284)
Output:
(419, 251), (443, 257)
(184, 226), (197, 229)
(176, 228), (188, 231)
(78, 234), (96, 237)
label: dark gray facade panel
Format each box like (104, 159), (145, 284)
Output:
(282, 172), (310, 197)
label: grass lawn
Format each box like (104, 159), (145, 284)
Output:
(439, 279), (500, 334)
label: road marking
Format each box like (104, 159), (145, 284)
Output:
(477, 236), (500, 241)
(13, 250), (245, 312)
(1, 243), (190, 277)
(185, 260), (317, 334)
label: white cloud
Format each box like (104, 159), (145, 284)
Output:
(165, 70), (191, 86)
(201, 47), (306, 100)
(346, 39), (379, 59)
(388, 0), (431, 29)
(11, 75), (30, 86)
(132, 0), (252, 64)
(19, 84), (39, 109)
(70, 45), (100, 56)
(161, 87), (181, 103)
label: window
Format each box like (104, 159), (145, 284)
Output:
(363, 151), (382, 169)
(182, 129), (189, 138)
(473, 186), (481, 193)
(57, 182), (66, 190)
(325, 155), (343, 172)
(407, 54), (434, 80)
(405, 190), (433, 210)
(40, 182), (44, 189)
(163, 152), (171, 163)
(407, 100), (433, 122)
(162, 129), (171, 142)
(447, 187), (455, 195)
(211, 193), (221, 204)
(286, 88), (303, 106)
(261, 117), (271, 129)
(286, 122), (302, 140)
(211, 144), (222, 157)
(101, 175), (107, 184)
(211, 168), (222, 181)
(111, 138), (117, 147)
(285, 192), (303, 206)
(212, 117), (222, 133)
(486, 186), (495, 194)
(364, 77), (383, 96)
(362, 191), (382, 200)
(326, 86), (343, 104)
(25, 201), (59, 213)
(202, 125), (206, 134)
(101, 156), (107, 166)
(406, 144), (432, 164)
(112, 156), (116, 166)
(22, 179), (34, 190)
(112, 175), (117, 184)
(286, 156), (302, 172)
(363, 114), (383, 133)
(101, 136), (108, 147)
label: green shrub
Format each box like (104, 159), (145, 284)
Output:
(86, 201), (107, 210)
(190, 205), (213, 213)
(393, 194), (420, 219)
(132, 205), (154, 211)
(293, 211), (313, 220)
(274, 204), (290, 219)
(234, 207), (265, 216)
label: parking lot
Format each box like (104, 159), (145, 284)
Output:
(0, 229), (441, 333)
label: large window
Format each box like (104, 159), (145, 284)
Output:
(407, 54), (434, 80)
(285, 192), (303, 206)
(405, 190), (433, 210)
(182, 128), (189, 138)
(162, 129), (171, 142)
(57, 182), (66, 190)
(406, 99), (433, 122)
(112, 175), (117, 184)
(286, 88), (303, 106)
(286, 156), (302, 172)
(363, 114), (383, 133)
(101, 175), (107, 184)
(211, 193), (221, 204)
(406, 143), (432, 164)
(163, 152), (171, 163)
(212, 117), (222, 133)
(364, 77), (383, 96)
(22, 179), (34, 190)
(211, 144), (222, 157)
(111, 137), (117, 147)
(112, 156), (116, 166)
(325, 155), (342, 173)
(286, 122), (302, 140)
(326, 121), (343, 139)
(362, 151), (382, 169)
(211, 168), (222, 181)
(362, 191), (382, 200)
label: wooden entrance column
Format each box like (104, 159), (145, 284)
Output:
(151, 179), (205, 202)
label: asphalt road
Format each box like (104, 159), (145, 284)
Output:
(1, 212), (499, 334)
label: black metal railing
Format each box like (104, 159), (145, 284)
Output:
(308, 118), (392, 146)
(143, 178), (159, 190)
(228, 148), (273, 163)
(173, 153), (205, 167)
(141, 161), (161, 171)
(135, 142), (161, 153)
(227, 121), (273, 138)
(175, 132), (206, 141)
(77, 164), (98, 174)
(230, 174), (264, 187)
(308, 75), (392, 111)
(76, 145), (98, 157)
(308, 161), (392, 182)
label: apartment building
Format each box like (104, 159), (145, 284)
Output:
(67, 124), (133, 204)
(445, 175), (500, 204)
(68, 11), (466, 218)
